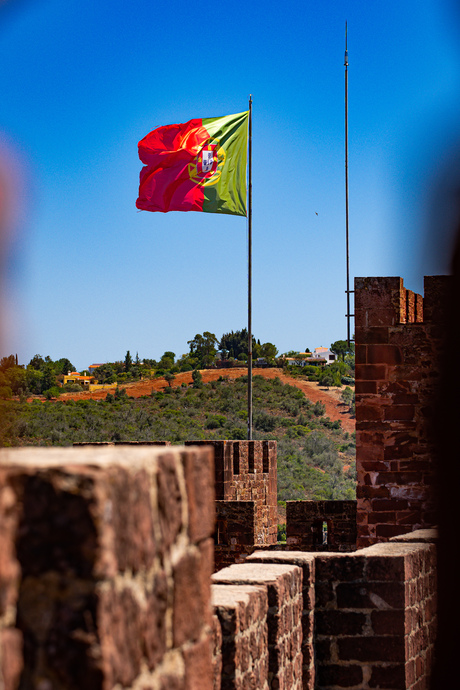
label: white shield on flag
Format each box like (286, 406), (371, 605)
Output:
(202, 149), (214, 173)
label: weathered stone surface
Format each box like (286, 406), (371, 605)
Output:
(355, 276), (447, 547)
(247, 550), (316, 689)
(212, 562), (303, 690)
(0, 445), (215, 690)
(314, 542), (436, 690)
(212, 584), (268, 689)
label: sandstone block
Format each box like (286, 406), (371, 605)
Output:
(0, 445), (215, 690)
(212, 563), (303, 690)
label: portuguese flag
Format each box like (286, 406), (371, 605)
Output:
(136, 111), (249, 217)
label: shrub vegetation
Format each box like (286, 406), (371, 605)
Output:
(0, 375), (356, 500)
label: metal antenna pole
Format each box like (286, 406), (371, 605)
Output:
(345, 22), (351, 347)
(247, 95), (253, 440)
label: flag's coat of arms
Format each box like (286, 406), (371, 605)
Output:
(201, 149), (214, 173)
(188, 140), (225, 186)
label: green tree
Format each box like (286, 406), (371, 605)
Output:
(54, 358), (76, 376)
(0, 355), (16, 372)
(319, 367), (341, 388)
(330, 340), (354, 361)
(260, 342), (278, 360)
(252, 339), (262, 359)
(28, 355), (45, 370)
(219, 330), (248, 359)
(44, 386), (61, 400)
(341, 386), (354, 406)
(0, 383), (13, 399)
(25, 367), (43, 394)
(219, 330), (277, 362)
(159, 351), (176, 370)
(0, 357), (28, 395)
(41, 363), (57, 393)
(344, 352), (355, 373)
(164, 372), (176, 388)
(176, 353), (196, 372)
(112, 360), (125, 375)
(192, 369), (203, 388)
(124, 350), (132, 372)
(321, 371), (335, 388)
(114, 386), (128, 400)
(188, 332), (218, 368)
(93, 364), (116, 384)
(5, 366), (27, 394)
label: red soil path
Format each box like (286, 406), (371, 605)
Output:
(58, 368), (355, 435)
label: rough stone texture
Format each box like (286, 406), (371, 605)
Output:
(212, 584), (268, 689)
(211, 614), (222, 690)
(0, 445), (215, 690)
(286, 501), (357, 552)
(247, 551), (316, 690)
(212, 562), (303, 690)
(214, 501), (256, 571)
(314, 541), (437, 690)
(390, 527), (438, 544)
(354, 276), (448, 547)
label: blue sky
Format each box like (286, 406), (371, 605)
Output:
(1, 0), (460, 370)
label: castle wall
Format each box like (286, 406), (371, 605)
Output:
(0, 447), (438, 690)
(354, 276), (448, 547)
(77, 440), (278, 570)
(286, 500), (357, 551)
(246, 551), (316, 689)
(313, 538), (436, 690)
(212, 584), (269, 689)
(212, 562), (304, 690)
(0, 445), (216, 690)
(247, 532), (436, 690)
(214, 501), (256, 570)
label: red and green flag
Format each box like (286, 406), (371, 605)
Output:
(136, 111), (249, 217)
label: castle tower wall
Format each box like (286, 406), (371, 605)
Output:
(354, 276), (448, 547)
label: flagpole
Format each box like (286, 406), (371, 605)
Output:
(247, 95), (253, 440)
(344, 22), (351, 347)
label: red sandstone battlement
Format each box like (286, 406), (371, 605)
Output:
(286, 500), (357, 551)
(355, 275), (449, 548)
(0, 446), (437, 689)
(0, 445), (216, 689)
(354, 276), (424, 329)
(184, 440), (278, 551)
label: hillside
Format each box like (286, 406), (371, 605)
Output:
(1, 371), (356, 502)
